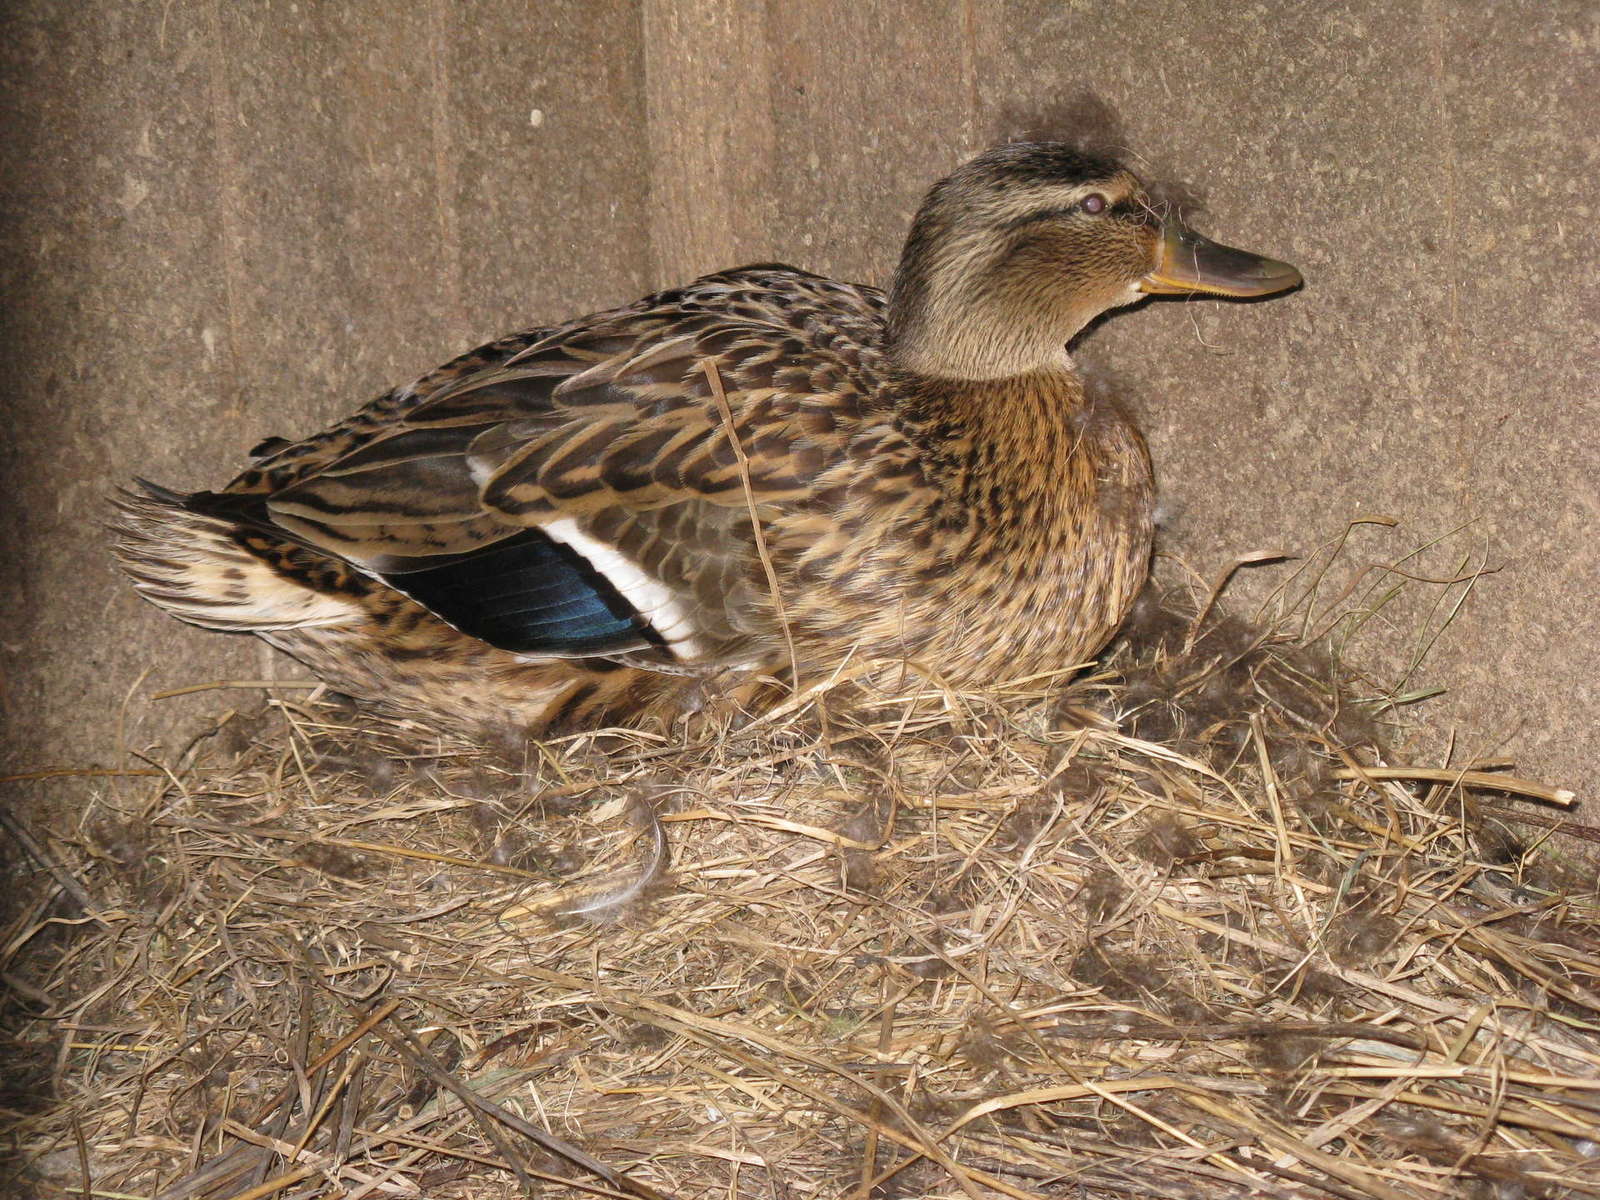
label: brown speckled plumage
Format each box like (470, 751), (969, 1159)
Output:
(114, 143), (1299, 736)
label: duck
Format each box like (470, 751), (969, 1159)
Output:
(114, 142), (1301, 737)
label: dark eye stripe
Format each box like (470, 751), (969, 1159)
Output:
(1001, 205), (1078, 230)
(1002, 198), (1146, 232)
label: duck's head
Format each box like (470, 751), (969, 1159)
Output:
(886, 142), (1302, 381)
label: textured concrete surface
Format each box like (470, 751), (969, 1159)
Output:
(3, 2), (1594, 804)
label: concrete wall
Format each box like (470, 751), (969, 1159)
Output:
(3, 1), (1593, 798)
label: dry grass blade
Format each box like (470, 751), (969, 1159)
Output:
(703, 357), (800, 691)
(1334, 765), (1577, 808)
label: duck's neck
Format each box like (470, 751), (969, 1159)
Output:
(894, 365), (1101, 503)
(887, 322), (1077, 382)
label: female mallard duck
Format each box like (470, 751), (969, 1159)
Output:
(115, 143), (1300, 735)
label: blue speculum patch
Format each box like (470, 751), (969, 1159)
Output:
(380, 528), (648, 655)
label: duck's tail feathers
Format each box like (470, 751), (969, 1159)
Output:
(111, 484), (359, 633)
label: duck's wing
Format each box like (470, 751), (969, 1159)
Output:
(241, 268), (888, 665)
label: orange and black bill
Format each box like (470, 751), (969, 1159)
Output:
(1139, 223), (1302, 298)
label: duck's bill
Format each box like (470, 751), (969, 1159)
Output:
(1138, 224), (1303, 297)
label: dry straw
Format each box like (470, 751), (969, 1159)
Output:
(4, 548), (1597, 1200)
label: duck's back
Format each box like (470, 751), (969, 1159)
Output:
(229, 265), (891, 499)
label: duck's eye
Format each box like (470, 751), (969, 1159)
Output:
(1079, 193), (1107, 215)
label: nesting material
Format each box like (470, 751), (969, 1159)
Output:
(5, 589), (1597, 1200)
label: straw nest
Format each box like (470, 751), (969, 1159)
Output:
(4, 559), (1597, 1200)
